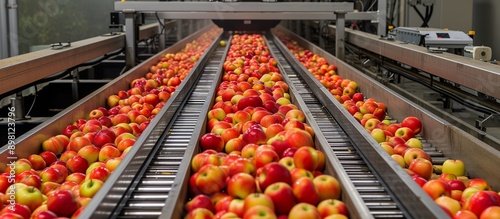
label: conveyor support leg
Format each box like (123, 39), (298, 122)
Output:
(335, 11), (346, 61)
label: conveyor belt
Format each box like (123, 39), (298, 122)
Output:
(267, 39), (405, 218)
(114, 45), (227, 218)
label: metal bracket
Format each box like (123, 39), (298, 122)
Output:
(427, 46), (447, 53)
(50, 42), (71, 50)
(476, 114), (500, 130)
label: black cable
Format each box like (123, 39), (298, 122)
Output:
(412, 5), (426, 27)
(424, 5), (434, 27)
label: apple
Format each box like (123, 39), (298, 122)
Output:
(228, 199), (245, 217)
(99, 145), (121, 162)
(195, 165), (227, 195)
(448, 179), (466, 191)
(289, 168), (314, 183)
(214, 194), (232, 213)
(278, 157), (295, 171)
(225, 138), (245, 154)
(86, 166), (111, 182)
(293, 146), (319, 172)
(42, 136), (66, 155)
(243, 193), (274, 213)
(237, 96), (263, 111)
(480, 206), (500, 219)
(288, 203), (321, 219)
(442, 160), (466, 177)
(27, 154), (46, 170)
(184, 207), (214, 219)
(79, 179), (104, 198)
(66, 155), (89, 174)
(391, 154), (406, 168)
(0, 203), (31, 219)
(243, 205), (277, 219)
(105, 157), (123, 172)
(77, 145), (100, 164)
(394, 127), (415, 141)
(403, 148), (432, 166)
(282, 147), (297, 158)
(364, 118), (381, 132)
(282, 128), (313, 149)
(39, 151), (58, 166)
(200, 133), (225, 152)
(264, 182), (295, 215)
(242, 125), (267, 145)
(464, 191), (499, 217)
(292, 177), (320, 205)
(62, 125), (80, 138)
(40, 167), (64, 184)
(65, 172), (86, 184)
(313, 174), (341, 201)
(92, 129), (116, 148)
(13, 185), (44, 211)
(31, 209), (58, 219)
(467, 178), (492, 191)
(256, 162), (292, 192)
(185, 194), (216, 214)
(228, 158), (256, 176)
(393, 144), (410, 157)
(401, 116), (422, 135)
(317, 199), (349, 218)
(370, 128), (386, 143)
(254, 149), (280, 169)
(408, 158), (433, 180)
(227, 173), (257, 199)
(386, 124), (402, 136)
(422, 179), (451, 200)
(15, 170), (42, 189)
(405, 138), (423, 149)
(453, 210), (478, 219)
(46, 189), (80, 217)
(66, 136), (92, 152)
(439, 173), (458, 183)
(435, 196), (461, 215)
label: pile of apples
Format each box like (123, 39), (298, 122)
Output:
(0, 29), (221, 219)
(279, 35), (500, 218)
(184, 34), (350, 219)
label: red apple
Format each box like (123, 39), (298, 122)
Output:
(0, 203), (31, 219)
(195, 165), (227, 195)
(200, 133), (225, 152)
(313, 174), (341, 201)
(256, 162), (292, 192)
(401, 116), (422, 135)
(66, 155), (89, 174)
(46, 189), (80, 217)
(317, 199), (349, 218)
(422, 179), (451, 200)
(435, 196), (461, 215)
(184, 207), (214, 219)
(408, 158), (433, 180)
(292, 177), (320, 205)
(39, 151), (58, 166)
(293, 146), (319, 172)
(264, 182), (295, 215)
(394, 127), (415, 141)
(99, 145), (121, 162)
(185, 194), (216, 214)
(86, 166), (111, 182)
(464, 191), (499, 217)
(227, 173), (257, 199)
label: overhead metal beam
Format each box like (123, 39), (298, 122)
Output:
(115, 1), (353, 13)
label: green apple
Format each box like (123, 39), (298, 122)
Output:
(79, 179), (104, 198)
(16, 185), (44, 211)
(405, 138), (423, 149)
(442, 159), (466, 177)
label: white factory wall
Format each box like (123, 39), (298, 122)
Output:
(473, 0), (500, 61)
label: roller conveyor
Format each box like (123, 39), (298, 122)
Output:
(114, 44), (227, 218)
